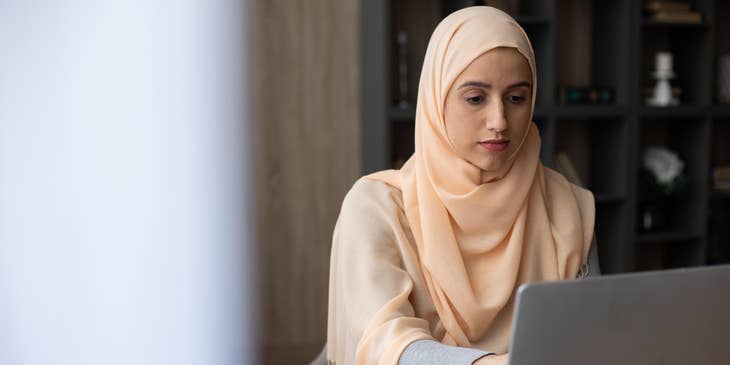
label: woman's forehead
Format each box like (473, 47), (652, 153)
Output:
(456, 48), (532, 83)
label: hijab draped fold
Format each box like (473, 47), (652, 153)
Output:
(327, 6), (595, 364)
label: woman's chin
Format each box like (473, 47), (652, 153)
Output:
(474, 160), (504, 173)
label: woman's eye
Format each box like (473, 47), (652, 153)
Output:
(465, 95), (484, 104)
(509, 95), (526, 103)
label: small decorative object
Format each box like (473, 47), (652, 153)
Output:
(559, 86), (615, 105)
(717, 54), (730, 104)
(643, 146), (685, 195)
(643, 86), (682, 101)
(639, 146), (685, 232)
(646, 52), (679, 106)
(396, 31), (409, 109)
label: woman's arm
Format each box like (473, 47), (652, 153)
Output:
(327, 179), (434, 364)
(399, 340), (492, 365)
(329, 179), (499, 365)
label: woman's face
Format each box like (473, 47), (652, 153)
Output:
(443, 47), (532, 176)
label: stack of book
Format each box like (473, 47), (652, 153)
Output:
(713, 166), (730, 192)
(644, 0), (702, 24)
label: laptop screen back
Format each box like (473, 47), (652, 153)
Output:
(509, 265), (730, 365)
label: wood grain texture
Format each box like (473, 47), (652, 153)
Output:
(390, 0), (441, 105)
(556, 0), (592, 87)
(250, 1), (361, 364)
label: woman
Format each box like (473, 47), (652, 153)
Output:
(326, 6), (597, 365)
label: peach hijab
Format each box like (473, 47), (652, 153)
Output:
(327, 6), (594, 365)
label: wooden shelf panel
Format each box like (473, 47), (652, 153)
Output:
(642, 20), (708, 29)
(636, 232), (703, 244)
(711, 105), (730, 117)
(595, 194), (625, 204)
(639, 105), (710, 117)
(553, 105), (629, 118)
(516, 16), (551, 26)
(388, 104), (551, 121)
(389, 106), (415, 122)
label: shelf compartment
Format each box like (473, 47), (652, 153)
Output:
(596, 202), (634, 273)
(522, 22), (553, 106)
(390, 106), (416, 122)
(390, 120), (414, 169)
(556, 0), (632, 106)
(389, 104), (550, 122)
(709, 118), (730, 265)
(642, 20), (707, 28)
(708, 197), (730, 265)
(638, 117), (711, 235)
(635, 235), (705, 272)
(534, 116), (553, 166)
(595, 193), (625, 204)
(711, 117), (730, 167)
(389, 0), (440, 109)
(641, 0), (712, 28)
(636, 232), (702, 244)
(554, 117), (630, 200)
(714, 0), (730, 104)
(711, 105), (730, 117)
(640, 24), (712, 106)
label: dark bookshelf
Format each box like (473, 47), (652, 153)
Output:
(361, 0), (730, 273)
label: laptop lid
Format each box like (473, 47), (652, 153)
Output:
(508, 264), (730, 365)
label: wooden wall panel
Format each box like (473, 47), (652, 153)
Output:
(556, 0), (592, 87)
(250, 1), (361, 364)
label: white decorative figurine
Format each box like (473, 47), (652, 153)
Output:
(647, 52), (679, 106)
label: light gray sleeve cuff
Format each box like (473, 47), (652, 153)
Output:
(398, 339), (493, 365)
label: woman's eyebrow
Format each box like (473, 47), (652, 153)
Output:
(457, 80), (531, 89)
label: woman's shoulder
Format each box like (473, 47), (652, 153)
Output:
(340, 176), (404, 218)
(333, 176), (410, 257)
(543, 166), (594, 204)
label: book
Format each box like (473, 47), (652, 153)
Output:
(648, 11), (701, 23)
(645, 1), (691, 13)
(713, 166), (730, 183)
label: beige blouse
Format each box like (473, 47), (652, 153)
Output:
(326, 176), (596, 365)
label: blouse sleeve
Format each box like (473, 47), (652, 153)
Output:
(326, 179), (497, 365)
(399, 340), (492, 365)
(326, 179), (434, 365)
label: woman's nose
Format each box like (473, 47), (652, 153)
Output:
(485, 99), (507, 133)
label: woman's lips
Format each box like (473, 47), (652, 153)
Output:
(478, 140), (510, 152)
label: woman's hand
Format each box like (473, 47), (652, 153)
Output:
(473, 353), (509, 365)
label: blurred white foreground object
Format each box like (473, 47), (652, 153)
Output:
(0, 1), (256, 364)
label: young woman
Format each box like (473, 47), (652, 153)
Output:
(325, 6), (598, 365)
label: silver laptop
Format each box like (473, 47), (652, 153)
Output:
(509, 264), (730, 365)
